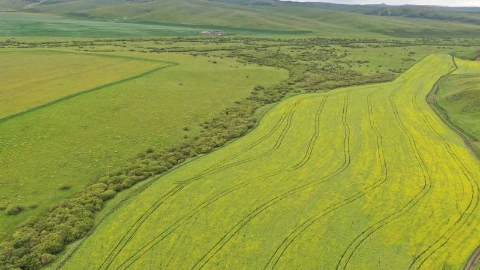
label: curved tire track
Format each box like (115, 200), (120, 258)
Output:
(264, 90), (388, 269)
(186, 94), (348, 270)
(407, 72), (479, 270)
(97, 100), (304, 270)
(335, 84), (433, 270)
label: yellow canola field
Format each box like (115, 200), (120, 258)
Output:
(55, 54), (480, 270)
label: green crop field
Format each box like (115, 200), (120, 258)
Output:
(52, 54), (480, 270)
(0, 50), (163, 119)
(0, 48), (288, 240)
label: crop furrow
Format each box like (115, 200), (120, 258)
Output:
(264, 90), (388, 269)
(176, 99), (303, 186)
(336, 84), (433, 270)
(98, 184), (187, 270)
(56, 98), (298, 268)
(100, 100), (304, 270)
(99, 100), (302, 269)
(188, 98), (334, 269)
(408, 77), (479, 270)
(116, 182), (249, 270)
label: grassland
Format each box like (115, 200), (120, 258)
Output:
(0, 12), (310, 38)
(52, 54), (480, 270)
(0, 48), (288, 240)
(14, 0), (480, 38)
(0, 13), (200, 37)
(4, 0), (480, 39)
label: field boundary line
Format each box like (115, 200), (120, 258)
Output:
(107, 99), (304, 269)
(0, 48), (178, 65)
(52, 91), (298, 269)
(423, 56), (480, 270)
(426, 56), (480, 160)
(97, 100), (304, 270)
(0, 49), (178, 124)
(408, 58), (479, 270)
(0, 64), (178, 124)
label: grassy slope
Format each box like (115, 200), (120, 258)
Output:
(0, 0), (29, 10)
(437, 59), (480, 152)
(0, 49), (288, 240)
(0, 12), (202, 37)
(13, 0), (480, 38)
(452, 48), (480, 60)
(54, 55), (480, 270)
(0, 50), (162, 119)
(253, 4), (480, 38)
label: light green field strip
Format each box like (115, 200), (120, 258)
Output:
(453, 58), (480, 74)
(54, 54), (480, 270)
(0, 50), (166, 119)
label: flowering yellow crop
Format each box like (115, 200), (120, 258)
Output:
(56, 55), (480, 270)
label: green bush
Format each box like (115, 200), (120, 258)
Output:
(5, 205), (24, 216)
(58, 183), (71, 191)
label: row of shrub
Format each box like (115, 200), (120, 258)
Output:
(0, 58), (293, 270)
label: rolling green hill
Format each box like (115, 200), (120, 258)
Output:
(3, 0), (480, 37)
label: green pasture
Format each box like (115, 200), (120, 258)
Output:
(54, 55), (480, 270)
(0, 12), (310, 37)
(19, 0), (480, 38)
(0, 12), (200, 37)
(0, 49), (288, 240)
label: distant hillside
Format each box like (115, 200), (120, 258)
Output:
(0, 0), (30, 10)
(3, 0), (480, 37)
(360, 5), (480, 25)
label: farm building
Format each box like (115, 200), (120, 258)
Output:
(199, 30), (227, 36)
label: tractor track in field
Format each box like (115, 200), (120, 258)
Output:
(188, 96), (335, 270)
(115, 182), (250, 270)
(176, 105), (293, 183)
(98, 100), (305, 270)
(427, 57), (480, 270)
(55, 55), (480, 270)
(174, 98), (310, 187)
(56, 100), (299, 269)
(176, 99), (304, 186)
(264, 90), (389, 270)
(117, 97), (331, 269)
(407, 69), (480, 270)
(336, 82), (434, 270)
